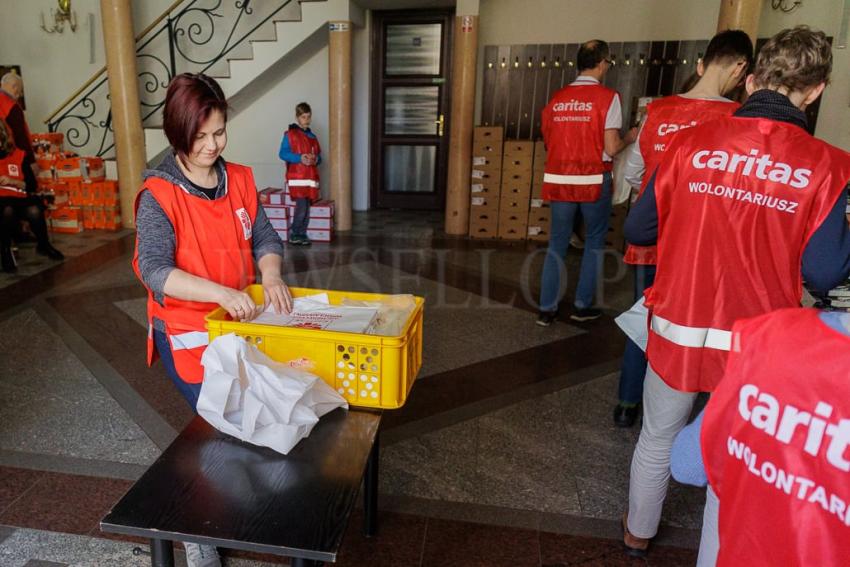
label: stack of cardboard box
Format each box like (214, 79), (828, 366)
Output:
(498, 140), (533, 240)
(527, 141), (550, 242)
(31, 133), (121, 233)
(469, 126), (503, 239)
(259, 187), (335, 242)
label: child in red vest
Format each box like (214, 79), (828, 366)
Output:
(278, 102), (321, 246)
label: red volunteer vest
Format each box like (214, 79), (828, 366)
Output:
(645, 116), (850, 392)
(285, 126), (320, 200)
(541, 82), (617, 202)
(0, 148), (27, 198)
(701, 308), (850, 567)
(0, 93), (32, 151)
(132, 162), (258, 384)
(625, 96), (739, 265)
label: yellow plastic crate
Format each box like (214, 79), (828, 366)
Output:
(205, 286), (424, 409)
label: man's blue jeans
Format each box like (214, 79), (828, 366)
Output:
(539, 173), (613, 312)
(618, 264), (656, 404)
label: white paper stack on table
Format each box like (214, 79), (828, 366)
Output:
(253, 293), (378, 333)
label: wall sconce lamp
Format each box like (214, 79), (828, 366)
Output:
(41, 0), (77, 33)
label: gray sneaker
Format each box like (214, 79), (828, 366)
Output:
(185, 542), (221, 567)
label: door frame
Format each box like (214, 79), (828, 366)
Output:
(369, 9), (454, 210)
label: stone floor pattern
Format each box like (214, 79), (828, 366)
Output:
(0, 211), (704, 566)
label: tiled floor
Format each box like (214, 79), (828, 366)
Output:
(0, 211), (702, 566)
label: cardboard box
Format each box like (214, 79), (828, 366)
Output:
(499, 197), (530, 215)
(472, 140), (502, 162)
(470, 181), (500, 199)
(532, 172), (545, 199)
(82, 206), (96, 229)
(528, 207), (551, 225)
(102, 206), (122, 231)
(270, 217), (288, 230)
(31, 133), (64, 156)
(65, 180), (83, 206)
(259, 187), (286, 206)
(503, 150), (534, 171)
(99, 180), (119, 206)
(470, 195), (500, 213)
(470, 169), (501, 185)
(310, 200), (335, 219)
(501, 169), (533, 188)
(306, 228), (333, 242)
(502, 140), (534, 159)
(82, 157), (105, 181)
(48, 206), (83, 233)
(533, 141), (546, 173)
(529, 198), (548, 209)
(527, 224), (550, 242)
(498, 217), (527, 240)
(500, 183), (531, 200)
(36, 157), (55, 181)
(471, 154), (502, 171)
(55, 157), (82, 181)
(263, 205), (289, 219)
(473, 126), (503, 143)
(469, 210), (499, 239)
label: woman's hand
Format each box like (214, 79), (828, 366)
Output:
(0, 176), (23, 189)
(218, 287), (262, 321)
(262, 275), (293, 315)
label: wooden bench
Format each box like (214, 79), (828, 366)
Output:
(101, 409), (381, 567)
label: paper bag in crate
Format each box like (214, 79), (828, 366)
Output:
(198, 334), (348, 454)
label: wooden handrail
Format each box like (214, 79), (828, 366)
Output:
(43, 0), (186, 124)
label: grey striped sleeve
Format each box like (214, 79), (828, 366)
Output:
(135, 189), (176, 302)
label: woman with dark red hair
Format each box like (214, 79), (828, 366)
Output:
(133, 73), (292, 564)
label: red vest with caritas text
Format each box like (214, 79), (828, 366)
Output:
(0, 148), (27, 198)
(625, 96), (739, 265)
(285, 126), (320, 200)
(132, 162), (258, 384)
(541, 83), (617, 202)
(645, 116), (850, 392)
(701, 308), (850, 567)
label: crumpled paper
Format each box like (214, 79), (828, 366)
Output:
(197, 333), (348, 455)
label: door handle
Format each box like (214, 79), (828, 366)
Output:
(435, 114), (444, 137)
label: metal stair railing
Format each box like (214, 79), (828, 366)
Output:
(44, 0), (298, 159)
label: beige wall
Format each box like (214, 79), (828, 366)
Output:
(476, 0), (850, 150)
(0, 0), (173, 131)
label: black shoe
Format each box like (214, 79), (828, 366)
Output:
(1, 243), (17, 273)
(614, 404), (640, 428)
(570, 307), (602, 322)
(37, 243), (65, 261)
(536, 311), (558, 327)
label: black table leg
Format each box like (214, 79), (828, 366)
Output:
(291, 558), (320, 567)
(150, 538), (174, 567)
(364, 431), (379, 537)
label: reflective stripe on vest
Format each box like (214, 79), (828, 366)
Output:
(543, 172), (604, 185)
(651, 314), (731, 351)
(288, 179), (319, 187)
(169, 330), (209, 351)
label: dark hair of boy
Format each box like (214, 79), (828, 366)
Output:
(576, 40), (610, 72)
(295, 102), (312, 116)
(702, 29), (754, 70)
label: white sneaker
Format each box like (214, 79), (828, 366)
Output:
(185, 542), (221, 567)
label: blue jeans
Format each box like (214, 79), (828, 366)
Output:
(154, 329), (202, 412)
(617, 264), (657, 404)
(539, 173), (613, 312)
(291, 197), (310, 237)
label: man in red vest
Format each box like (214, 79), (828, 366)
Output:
(0, 73), (34, 165)
(536, 40), (636, 326)
(622, 26), (850, 561)
(670, 308), (850, 566)
(614, 30), (753, 428)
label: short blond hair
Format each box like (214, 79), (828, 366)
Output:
(752, 26), (832, 92)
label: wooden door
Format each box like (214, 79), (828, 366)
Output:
(371, 10), (453, 210)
